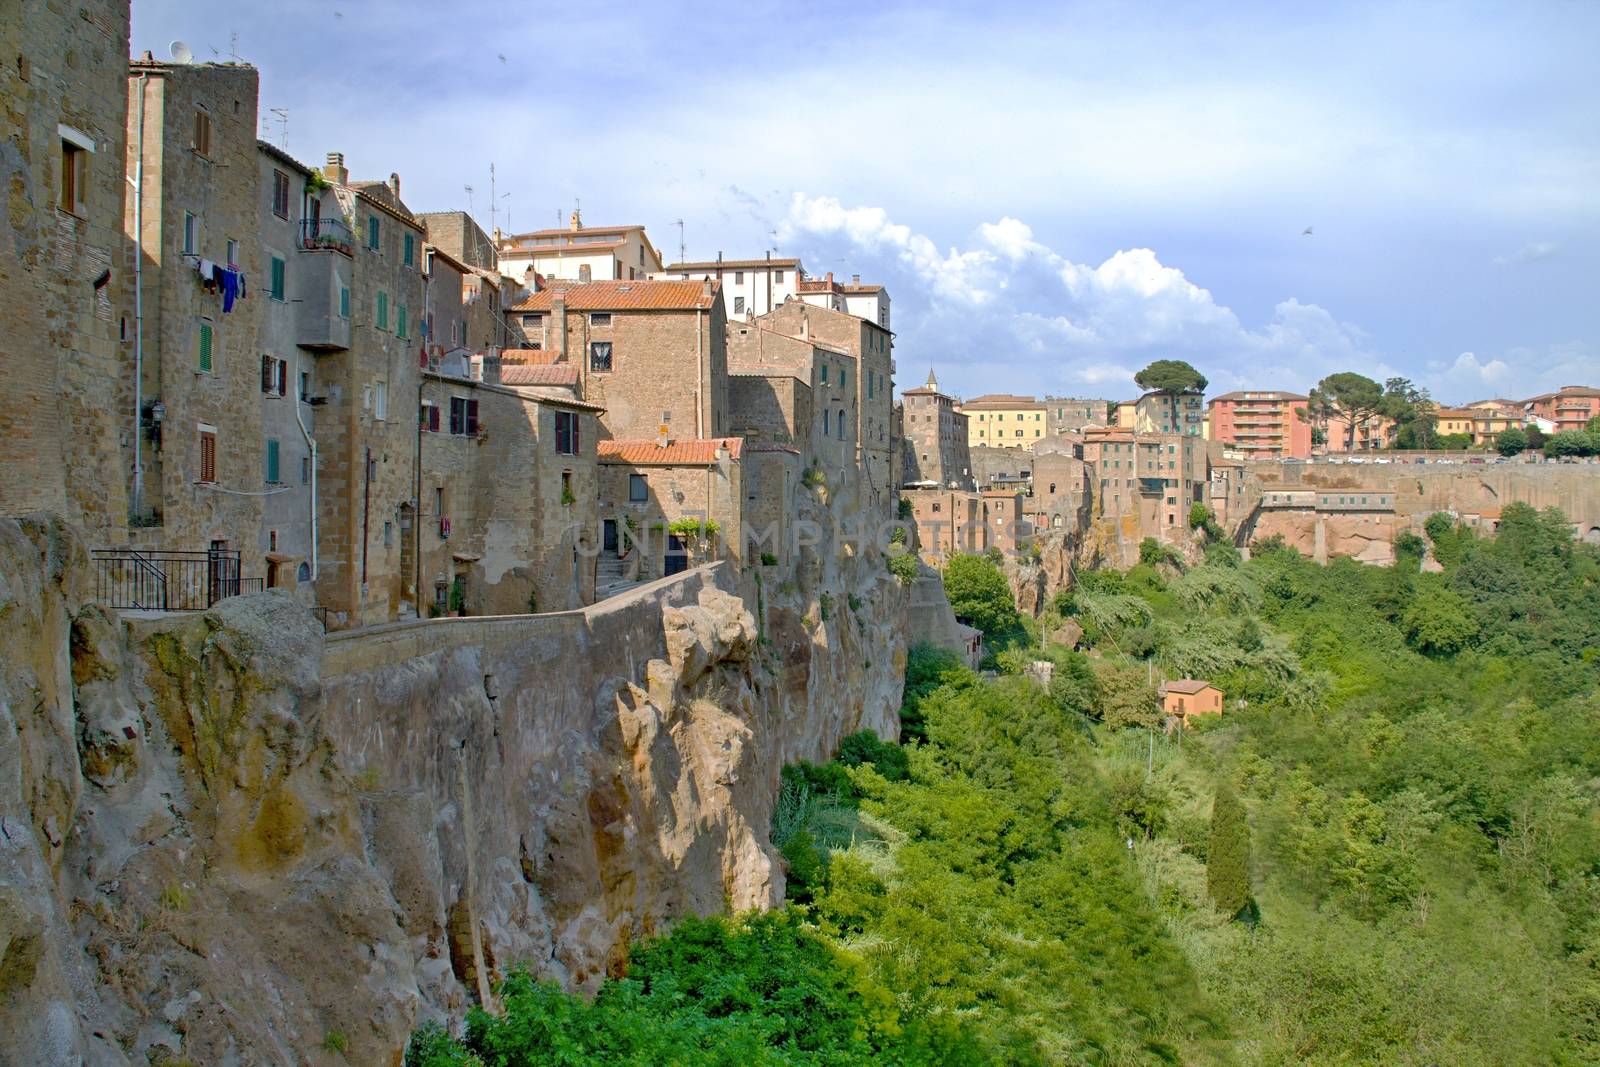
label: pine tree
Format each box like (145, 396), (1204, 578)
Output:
(1207, 782), (1252, 918)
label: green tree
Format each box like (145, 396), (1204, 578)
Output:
(1310, 372), (1384, 452)
(1207, 782), (1252, 918)
(1093, 662), (1161, 729)
(942, 553), (1019, 638)
(1544, 430), (1598, 458)
(1495, 426), (1528, 456)
(1134, 359), (1208, 395)
(1401, 585), (1479, 656)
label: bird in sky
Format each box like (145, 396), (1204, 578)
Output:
(1302, 226), (1315, 236)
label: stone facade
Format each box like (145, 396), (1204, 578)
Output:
(597, 439), (744, 579)
(1045, 396), (1111, 436)
(899, 368), (972, 490)
(903, 487), (986, 563)
(0, 0), (131, 542)
(124, 61), (266, 570)
(509, 280), (729, 442)
(1083, 426), (1207, 544)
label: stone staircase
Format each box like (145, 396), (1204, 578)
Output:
(595, 552), (644, 601)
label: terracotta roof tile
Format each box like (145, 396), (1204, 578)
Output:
(1160, 679), (1215, 695)
(597, 437), (744, 466)
(499, 348), (560, 365)
(511, 280), (717, 312)
(665, 258), (801, 271)
(501, 364), (578, 387)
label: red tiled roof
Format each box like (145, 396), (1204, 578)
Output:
(499, 348), (560, 365)
(597, 437), (744, 466)
(504, 224), (647, 240)
(842, 284), (884, 293)
(962, 393), (1044, 409)
(501, 364), (578, 387)
(1160, 679), (1216, 695)
(511, 279), (717, 312)
(667, 258), (801, 271)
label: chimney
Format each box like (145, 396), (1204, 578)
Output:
(569, 208), (582, 231)
(851, 274), (860, 285)
(716, 251), (723, 263)
(824, 271), (833, 284)
(324, 152), (347, 185)
(388, 171), (400, 198)
(553, 293), (568, 361)
(702, 278), (714, 298)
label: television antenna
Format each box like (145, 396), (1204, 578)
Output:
(675, 219), (686, 264)
(268, 107), (288, 149)
(168, 40), (193, 64)
(488, 162), (511, 234)
(464, 184), (475, 218)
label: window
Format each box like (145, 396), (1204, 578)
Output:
(821, 364), (829, 385)
(589, 312), (612, 327)
(198, 426), (217, 483)
(403, 232), (415, 266)
(271, 169), (290, 218)
(555, 410), (579, 455)
(376, 291), (389, 330)
(226, 239), (239, 267)
(521, 314), (542, 327)
(578, 264), (591, 282)
(300, 455), (311, 484)
(372, 381), (387, 421)
(197, 320), (215, 372)
(589, 341), (613, 372)
(367, 215), (379, 250)
(58, 135), (88, 215)
(733, 296), (745, 315)
(734, 271), (744, 284)
(182, 211), (197, 254)
(560, 470), (573, 504)
(339, 286), (350, 319)
(774, 270), (785, 283)
(265, 438), (281, 483)
(420, 401), (440, 432)
(449, 396), (479, 436)
(840, 369), (847, 390)
(299, 371), (310, 401)
(397, 304), (408, 339)
(260, 354), (287, 396)
(629, 473), (648, 502)
(269, 256), (286, 300)
(867, 374), (874, 399)
(837, 410), (847, 437)
(193, 109), (212, 157)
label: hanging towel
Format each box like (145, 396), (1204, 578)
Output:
(221, 269), (239, 313)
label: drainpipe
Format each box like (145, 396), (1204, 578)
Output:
(291, 352), (318, 579)
(695, 304), (704, 438)
(130, 72), (148, 524)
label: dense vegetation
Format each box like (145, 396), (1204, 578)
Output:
(412, 502), (1600, 1064)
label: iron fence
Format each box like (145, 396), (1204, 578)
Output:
(91, 548), (262, 611)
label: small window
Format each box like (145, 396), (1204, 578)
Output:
(372, 381), (387, 422)
(629, 473), (648, 502)
(182, 212), (197, 254)
(260, 354), (287, 396)
(589, 341), (613, 373)
(367, 215), (380, 250)
(271, 169), (290, 218)
(821, 364), (829, 385)
(589, 312), (612, 327)
(193, 109), (212, 157)
(521, 313), (542, 328)
(774, 270), (785, 283)
(578, 263), (592, 282)
(300, 455), (311, 484)
(299, 370), (310, 400)
(198, 427), (217, 483)
(733, 296), (745, 315)
(398, 304), (408, 339)
(840, 369), (847, 390)
(403, 232), (415, 266)
(561, 470), (573, 504)
(59, 137), (88, 215)
(265, 438), (281, 484)
(434, 487), (445, 516)
(339, 286), (350, 319)
(197, 320), (215, 373)
(376, 291), (389, 330)
(269, 256), (286, 300)
(555, 410), (579, 455)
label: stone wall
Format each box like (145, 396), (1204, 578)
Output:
(0, 514), (911, 1065)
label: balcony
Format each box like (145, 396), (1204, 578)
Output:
(300, 216), (355, 257)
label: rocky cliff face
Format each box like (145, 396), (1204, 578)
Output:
(0, 515), (907, 1066)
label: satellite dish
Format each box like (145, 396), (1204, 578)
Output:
(169, 40), (192, 64)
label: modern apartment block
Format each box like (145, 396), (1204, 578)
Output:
(1207, 391), (1312, 459)
(1524, 386), (1600, 433)
(658, 256), (801, 321)
(1132, 390), (1206, 436)
(960, 394), (1048, 449)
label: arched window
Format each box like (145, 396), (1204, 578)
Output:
(1048, 482), (1056, 493)
(837, 410), (847, 437)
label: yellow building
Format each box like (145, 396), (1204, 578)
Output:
(961, 393), (1048, 449)
(1434, 406), (1477, 438)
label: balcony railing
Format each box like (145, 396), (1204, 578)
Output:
(92, 548), (262, 611)
(300, 216), (355, 256)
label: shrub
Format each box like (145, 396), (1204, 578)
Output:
(760, 551), (778, 567)
(835, 729), (909, 781)
(887, 553), (919, 585)
(942, 553), (1020, 638)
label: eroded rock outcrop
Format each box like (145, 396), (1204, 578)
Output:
(0, 515), (908, 1066)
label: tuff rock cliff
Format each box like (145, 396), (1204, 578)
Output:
(0, 513), (908, 1066)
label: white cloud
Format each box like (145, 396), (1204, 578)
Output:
(784, 195), (1389, 398)
(1494, 241), (1560, 265)
(1426, 352), (1513, 397)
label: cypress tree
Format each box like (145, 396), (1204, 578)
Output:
(1207, 781), (1252, 919)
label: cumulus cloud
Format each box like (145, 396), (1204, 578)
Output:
(783, 194), (1388, 398)
(1493, 241), (1559, 266)
(1425, 352), (1513, 397)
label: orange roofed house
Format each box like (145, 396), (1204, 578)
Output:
(1160, 679), (1223, 724)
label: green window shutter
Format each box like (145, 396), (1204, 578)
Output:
(198, 322), (213, 372)
(367, 216), (379, 249)
(398, 304), (407, 339)
(376, 291), (388, 330)
(266, 439), (280, 484)
(403, 233), (414, 266)
(339, 286), (350, 319)
(270, 257), (285, 300)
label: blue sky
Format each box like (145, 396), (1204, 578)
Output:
(132, 1), (1598, 403)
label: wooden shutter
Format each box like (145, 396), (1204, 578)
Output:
(261, 354), (274, 393)
(466, 399), (479, 437)
(430, 405), (440, 433)
(271, 257), (285, 299)
(449, 398), (463, 435)
(404, 233), (414, 265)
(376, 291), (388, 329)
(555, 411), (571, 455)
(199, 431), (216, 482)
(266, 439), (280, 483)
(398, 305), (407, 339)
(339, 287), (350, 318)
(276, 359), (288, 396)
(199, 322), (213, 372)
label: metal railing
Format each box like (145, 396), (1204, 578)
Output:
(92, 548), (262, 611)
(299, 216), (355, 256)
